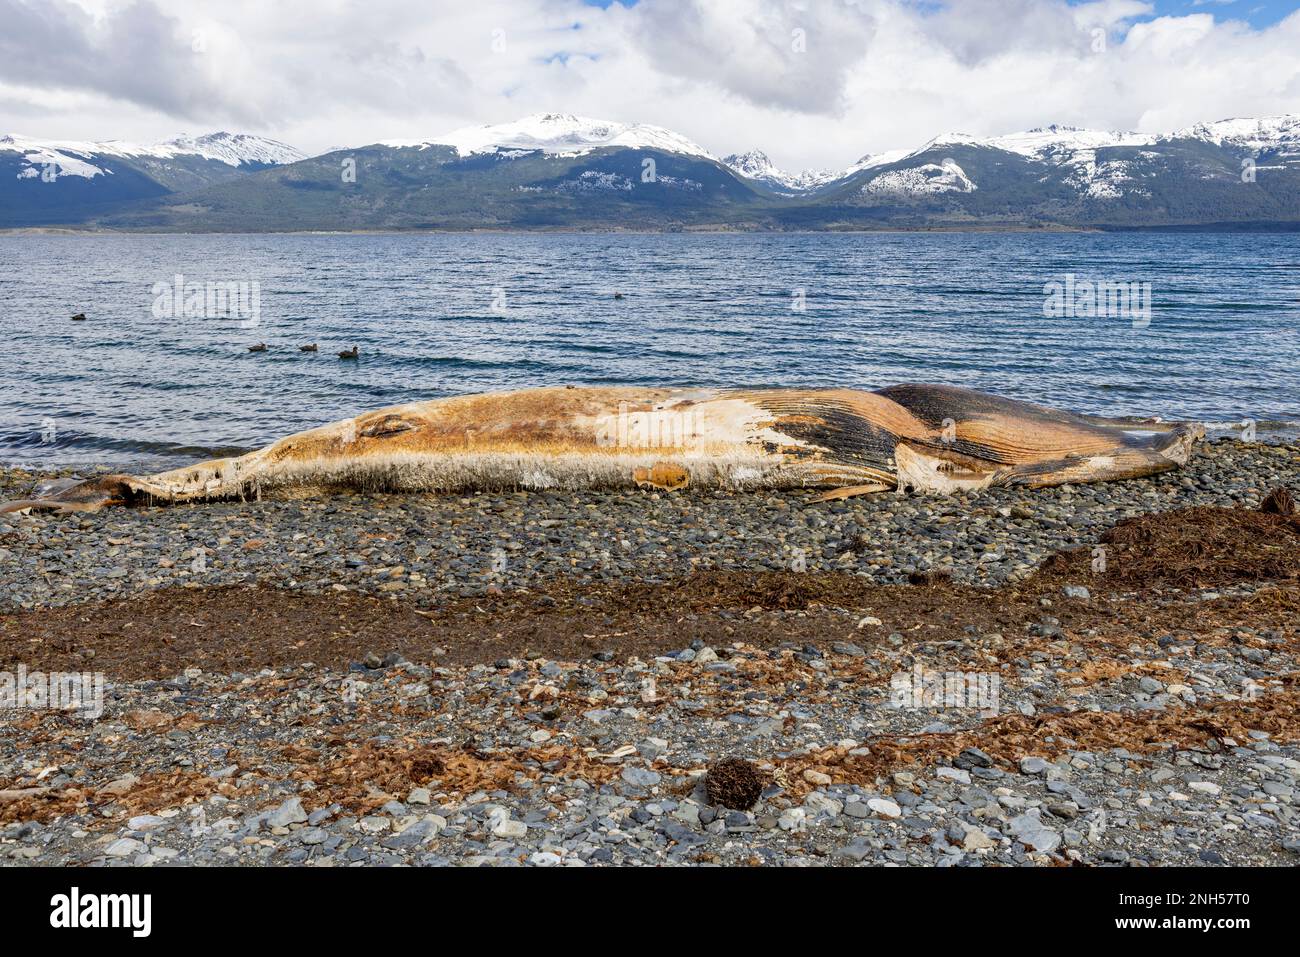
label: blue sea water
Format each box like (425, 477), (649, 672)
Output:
(1, 231), (1297, 469)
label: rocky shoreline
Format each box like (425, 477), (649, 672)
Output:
(1, 438), (1297, 867)
(2, 439), (1294, 609)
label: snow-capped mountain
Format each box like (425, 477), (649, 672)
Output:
(4, 112), (1298, 230)
(383, 112), (715, 161)
(721, 149), (837, 195)
(1, 131), (304, 180)
(719, 115), (1300, 202)
(836, 115), (1300, 201)
(1, 130), (308, 228)
(909, 116), (1300, 162)
(843, 124), (1158, 200)
(1170, 115), (1300, 155)
(147, 132), (306, 167)
(929, 125), (1156, 158)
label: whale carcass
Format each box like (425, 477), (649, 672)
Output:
(1, 384), (1204, 514)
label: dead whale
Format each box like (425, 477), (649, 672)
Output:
(1, 384), (1204, 514)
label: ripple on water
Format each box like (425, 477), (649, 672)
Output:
(2, 231), (1298, 468)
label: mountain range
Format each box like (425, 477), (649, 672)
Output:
(0, 132), (304, 228)
(3, 113), (1299, 231)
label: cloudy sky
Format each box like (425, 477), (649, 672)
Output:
(2, 0), (1298, 172)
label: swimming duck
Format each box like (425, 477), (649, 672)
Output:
(300, 344), (318, 352)
(338, 346), (359, 360)
(248, 343), (268, 353)
(71, 313), (87, 321)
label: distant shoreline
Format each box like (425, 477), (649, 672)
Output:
(6, 223), (1300, 236)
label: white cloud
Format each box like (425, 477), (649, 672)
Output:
(624, 0), (877, 115)
(1, 0), (1297, 175)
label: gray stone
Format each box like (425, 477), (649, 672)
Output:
(307, 806), (338, 826)
(1019, 757), (1049, 775)
(867, 798), (901, 819)
(1008, 813), (1060, 853)
(843, 801), (870, 819)
(104, 838), (148, 858)
(127, 814), (168, 832)
(621, 767), (661, 788)
(383, 816), (446, 849)
(267, 797), (308, 829)
(491, 818), (528, 839)
(833, 839), (873, 862)
(954, 747), (993, 770)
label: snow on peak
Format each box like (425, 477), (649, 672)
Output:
(386, 113), (716, 160)
(867, 125), (1159, 200)
(843, 148), (914, 177)
(1, 131), (305, 180)
(722, 149), (837, 193)
(861, 158), (977, 196)
(144, 132), (306, 166)
(906, 125), (1153, 160)
(1168, 115), (1300, 152)
(838, 115), (1293, 202)
(920, 131), (983, 151)
(2, 134), (110, 179)
(985, 125), (1155, 157)
(901, 115), (1300, 164)
(722, 149), (776, 178)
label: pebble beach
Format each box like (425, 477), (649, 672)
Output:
(2, 439), (1294, 607)
(1, 437), (1297, 867)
